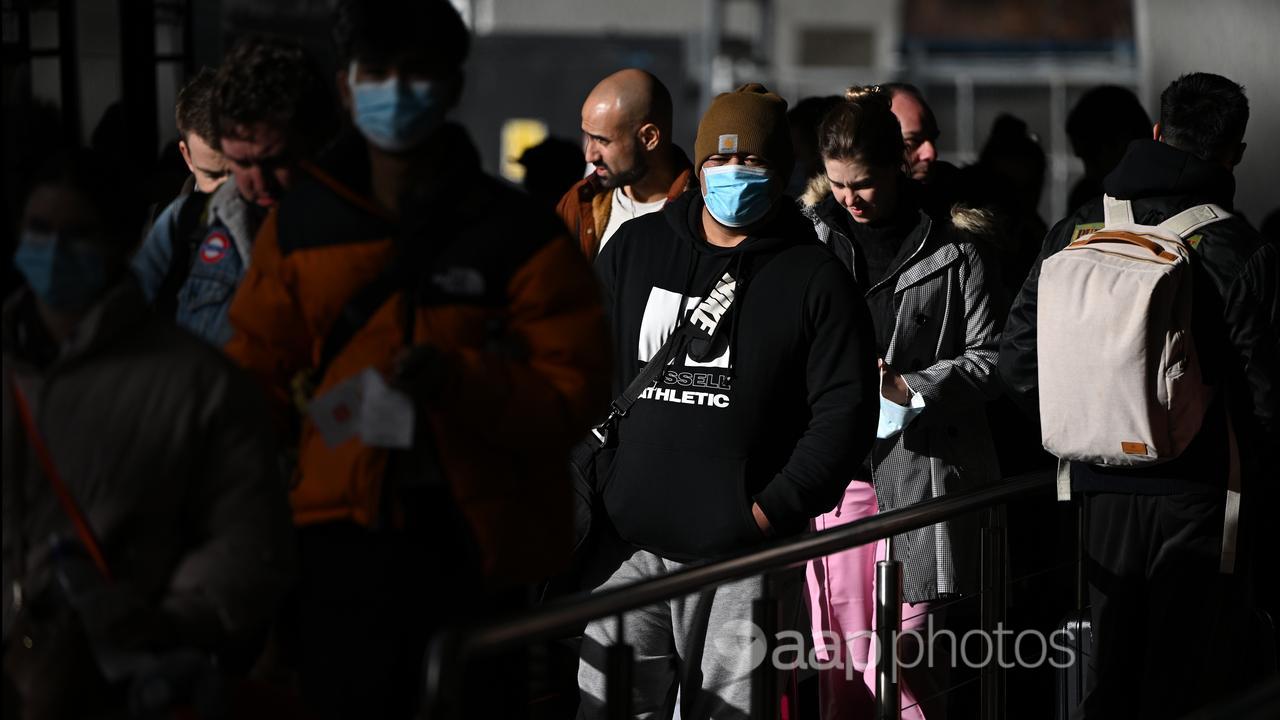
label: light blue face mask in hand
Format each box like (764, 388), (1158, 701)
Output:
(347, 61), (447, 153)
(876, 390), (926, 439)
(13, 229), (112, 312)
(702, 164), (775, 228)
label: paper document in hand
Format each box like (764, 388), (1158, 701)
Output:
(359, 368), (415, 449)
(308, 368), (415, 449)
(308, 370), (365, 448)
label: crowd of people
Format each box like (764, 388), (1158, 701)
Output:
(2, 1), (1277, 719)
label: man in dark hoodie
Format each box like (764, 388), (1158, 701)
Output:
(578, 84), (879, 719)
(1000, 72), (1277, 718)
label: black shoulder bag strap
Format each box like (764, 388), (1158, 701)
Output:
(588, 260), (742, 447)
(154, 192), (210, 319)
(304, 183), (463, 398)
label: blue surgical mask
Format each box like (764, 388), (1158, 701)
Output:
(702, 164), (775, 228)
(13, 230), (113, 311)
(876, 391), (926, 439)
(347, 61), (447, 152)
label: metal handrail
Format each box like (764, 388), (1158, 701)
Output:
(423, 469), (1055, 715)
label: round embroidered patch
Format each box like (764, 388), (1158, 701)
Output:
(199, 232), (230, 264)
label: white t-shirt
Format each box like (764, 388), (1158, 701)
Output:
(599, 189), (667, 253)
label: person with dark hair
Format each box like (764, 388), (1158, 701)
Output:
(1065, 85), (1150, 212)
(131, 38), (337, 347)
(578, 82), (878, 719)
(175, 67), (229, 195)
(224, 2), (611, 717)
(786, 94), (843, 197)
(801, 86), (1001, 720)
(517, 136), (587, 209)
(2, 148), (294, 717)
(557, 69), (694, 259)
(214, 36), (337, 209)
(1001, 72), (1276, 717)
(1157, 72), (1251, 168)
(965, 113), (1049, 298)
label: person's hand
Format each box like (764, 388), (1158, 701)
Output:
(879, 359), (912, 406)
(752, 502), (774, 537)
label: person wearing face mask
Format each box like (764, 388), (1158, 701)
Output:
(2, 149), (295, 717)
(131, 38), (336, 347)
(557, 69), (695, 260)
(799, 86), (1001, 720)
(578, 83), (879, 719)
(223, 2), (610, 717)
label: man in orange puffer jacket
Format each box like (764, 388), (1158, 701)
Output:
(223, 2), (611, 717)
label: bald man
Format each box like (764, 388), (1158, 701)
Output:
(556, 69), (694, 259)
(884, 83), (942, 183)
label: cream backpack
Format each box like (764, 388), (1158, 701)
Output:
(1037, 194), (1229, 466)
(1037, 195), (1240, 572)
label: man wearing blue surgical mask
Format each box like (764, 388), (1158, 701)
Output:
(223, 2), (611, 717)
(578, 84), (880, 719)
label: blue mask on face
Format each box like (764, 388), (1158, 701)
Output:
(13, 230), (113, 311)
(702, 164), (775, 228)
(348, 62), (447, 153)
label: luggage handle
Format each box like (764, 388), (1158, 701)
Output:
(1067, 230), (1179, 262)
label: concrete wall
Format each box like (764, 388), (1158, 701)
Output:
(1136, 0), (1280, 224)
(475, 0), (901, 102)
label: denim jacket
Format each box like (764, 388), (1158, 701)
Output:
(132, 180), (258, 347)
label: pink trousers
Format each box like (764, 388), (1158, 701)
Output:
(805, 480), (932, 720)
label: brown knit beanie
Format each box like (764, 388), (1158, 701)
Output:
(694, 83), (793, 185)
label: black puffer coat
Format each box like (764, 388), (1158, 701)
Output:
(999, 139), (1277, 494)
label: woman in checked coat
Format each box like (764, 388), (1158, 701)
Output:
(800, 86), (1002, 720)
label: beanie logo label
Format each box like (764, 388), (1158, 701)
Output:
(718, 134), (739, 154)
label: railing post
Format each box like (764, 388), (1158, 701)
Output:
(605, 613), (633, 720)
(980, 507), (1007, 720)
(752, 571), (780, 720)
(876, 536), (903, 720)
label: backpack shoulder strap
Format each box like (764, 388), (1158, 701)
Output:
(314, 267), (401, 385)
(154, 192), (211, 319)
(310, 184), (462, 392)
(1157, 203), (1231, 239)
(1102, 194), (1134, 226)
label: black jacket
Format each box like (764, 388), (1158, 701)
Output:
(1000, 140), (1277, 493)
(595, 191), (879, 561)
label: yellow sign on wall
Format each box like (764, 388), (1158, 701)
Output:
(500, 118), (549, 183)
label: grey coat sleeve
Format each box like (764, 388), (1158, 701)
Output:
(902, 243), (1002, 420)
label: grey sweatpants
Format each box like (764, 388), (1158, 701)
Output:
(577, 548), (804, 720)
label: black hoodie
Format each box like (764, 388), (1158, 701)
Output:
(1000, 139), (1275, 494)
(595, 190), (879, 561)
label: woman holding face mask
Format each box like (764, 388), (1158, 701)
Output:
(801, 86), (1002, 720)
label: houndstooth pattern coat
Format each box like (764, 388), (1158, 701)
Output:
(803, 185), (1002, 603)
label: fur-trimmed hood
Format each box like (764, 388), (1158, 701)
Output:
(798, 173), (996, 239)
